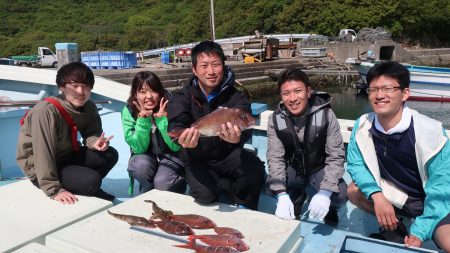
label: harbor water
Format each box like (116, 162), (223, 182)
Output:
(252, 85), (450, 129)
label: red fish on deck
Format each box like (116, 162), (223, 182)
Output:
(145, 200), (217, 229)
(168, 107), (255, 139)
(214, 227), (244, 239)
(188, 234), (249, 252)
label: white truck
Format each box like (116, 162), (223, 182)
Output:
(11, 47), (58, 68)
(339, 29), (357, 42)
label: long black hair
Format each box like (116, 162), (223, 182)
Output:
(127, 71), (165, 118)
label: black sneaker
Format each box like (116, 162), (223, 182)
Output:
(92, 189), (115, 201)
(324, 208), (339, 227)
(369, 219), (408, 244)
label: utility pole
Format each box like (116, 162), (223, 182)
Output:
(210, 0), (216, 41)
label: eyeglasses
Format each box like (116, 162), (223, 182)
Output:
(366, 86), (402, 95)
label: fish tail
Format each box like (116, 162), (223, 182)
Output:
(173, 240), (196, 249)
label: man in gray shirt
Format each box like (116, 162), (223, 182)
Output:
(266, 67), (347, 225)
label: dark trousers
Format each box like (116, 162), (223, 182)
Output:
(55, 146), (118, 196)
(128, 152), (186, 194)
(286, 166), (348, 209)
(185, 148), (265, 210)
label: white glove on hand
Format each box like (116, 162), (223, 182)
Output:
(308, 190), (332, 220)
(275, 193), (295, 220)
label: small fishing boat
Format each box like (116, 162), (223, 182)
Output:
(356, 61), (450, 102)
(0, 64), (443, 253)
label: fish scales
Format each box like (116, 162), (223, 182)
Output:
(168, 107), (255, 138)
(150, 219), (194, 236)
(146, 199), (217, 229)
(213, 227), (244, 239)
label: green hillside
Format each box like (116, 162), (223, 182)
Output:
(0, 0), (448, 56)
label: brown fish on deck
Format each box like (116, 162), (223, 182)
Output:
(175, 241), (240, 253)
(108, 210), (193, 236)
(144, 200), (173, 218)
(168, 107), (255, 139)
(148, 218), (195, 236)
(213, 227), (244, 239)
(145, 199), (217, 229)
(188, 234), (249, 252)
(107, 210), (155, 228)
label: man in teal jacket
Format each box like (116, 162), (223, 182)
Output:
(346, 61), (449, 251)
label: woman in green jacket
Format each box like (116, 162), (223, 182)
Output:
(121, 71), (186, 194)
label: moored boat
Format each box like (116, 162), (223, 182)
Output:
(356, 61), (450, 102)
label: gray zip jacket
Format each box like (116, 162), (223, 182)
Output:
(267, 92), (345, 193)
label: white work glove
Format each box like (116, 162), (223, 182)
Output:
(308, 190), (332, 220)
(275, 193), (295, 220)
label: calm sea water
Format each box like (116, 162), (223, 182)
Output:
(253, 86), (450, 129)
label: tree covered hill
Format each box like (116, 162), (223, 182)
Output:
(0, 0), (448, 56)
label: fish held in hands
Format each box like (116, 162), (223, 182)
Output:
(175, 241), (240, 253)
(145, 199), (217, 229)
(168, 107), (255, 139)
(213, 227), (244, 239)
(188, 234), (249, 252)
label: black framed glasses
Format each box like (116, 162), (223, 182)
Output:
(366, 86), (402, 95)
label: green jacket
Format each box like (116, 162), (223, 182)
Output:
(121, 106), (180, 154)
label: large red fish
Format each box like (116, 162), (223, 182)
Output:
(145, 200), (216, 229)
(168, 107), (255, 139)
(175, 241), (240, 253)
(188, 234), (249, 252)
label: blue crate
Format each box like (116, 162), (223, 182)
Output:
(81, 51), (136, 69)
(251, 103), (268, 116)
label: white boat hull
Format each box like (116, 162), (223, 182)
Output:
(356, 62), (450, 102)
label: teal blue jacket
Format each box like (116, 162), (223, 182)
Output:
(347, 110), (450, 242)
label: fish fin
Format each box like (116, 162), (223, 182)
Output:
(168, 128), (185, 139)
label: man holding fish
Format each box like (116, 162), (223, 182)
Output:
(167, 40), (265, 210)
(266, 67), (348, 225)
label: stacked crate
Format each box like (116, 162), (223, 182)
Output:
(81, 51), (137, 69)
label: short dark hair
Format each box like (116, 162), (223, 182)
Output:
(191, 40), (226, 67)
(366, 61), (410, 89)
(56, 61), (95, 89)
(127, 71), (165, 118)
(277, 67), (311, 92)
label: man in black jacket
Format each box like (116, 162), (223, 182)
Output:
(167, 41), (265, 209)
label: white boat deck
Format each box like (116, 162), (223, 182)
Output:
(46, 190), (302, 253)
(0, 180), (112, 253)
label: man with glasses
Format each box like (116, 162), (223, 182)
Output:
(17, 62), (118, 204)
(346, 61), (450, 251)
